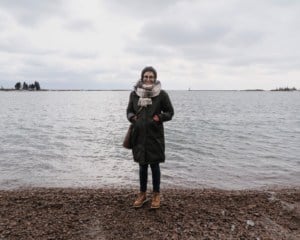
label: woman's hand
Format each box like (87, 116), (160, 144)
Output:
(153, 115), (160, 122)
(130, 115), (137, 122)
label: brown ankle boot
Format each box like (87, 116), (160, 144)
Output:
(133, 192), (147, 208)
(151, 192), (160, 209)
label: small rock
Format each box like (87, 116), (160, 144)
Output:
(267, 192), (277, 202)
(246, 220), (255, 227)
(281, 202), (295, 213)
(231, 224), (235, 232)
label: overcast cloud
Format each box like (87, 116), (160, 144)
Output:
(0, 0), (299, 90)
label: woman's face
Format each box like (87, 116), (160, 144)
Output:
(143, 71), (155, 84)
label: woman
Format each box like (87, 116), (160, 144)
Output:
(126, 66), (174, 209)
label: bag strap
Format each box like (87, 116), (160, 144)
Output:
(136, 106), (143, 118)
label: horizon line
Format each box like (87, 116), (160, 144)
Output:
(1, 88), (299, 92)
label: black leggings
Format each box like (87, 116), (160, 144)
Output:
(139, 163), (160, 192)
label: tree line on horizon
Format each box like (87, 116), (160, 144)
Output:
(271, 87), (297, 91)
(15, 81), (41, 91)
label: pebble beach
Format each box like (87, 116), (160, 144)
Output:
(1, 187), (299, 239)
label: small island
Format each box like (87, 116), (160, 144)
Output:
(0, 81), (41, 91)
(271, 87), (297, 91)
(15, 81), (41, 91)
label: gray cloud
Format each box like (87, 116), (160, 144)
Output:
(0, 0), (64, 26)
(102, 0), (180, 18)
(126, 22), (258, 64)
(0, 38), (58, 55)
(125, 0), (300, 74)
(65, 51), (98, 59)
(63, 19), (95, 32)
(1, 0), (300, 90)
(140, 21), (231, 46)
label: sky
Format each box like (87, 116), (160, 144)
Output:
(0, 0), (299, 90)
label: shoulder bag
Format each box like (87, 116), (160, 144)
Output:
(123, 107), (143, 149)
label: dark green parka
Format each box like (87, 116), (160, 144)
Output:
(127, 90), (174, 165)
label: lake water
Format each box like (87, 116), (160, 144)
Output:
(0, 90), (299, 190)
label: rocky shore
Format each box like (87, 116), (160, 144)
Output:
(0, 188), (299, 239)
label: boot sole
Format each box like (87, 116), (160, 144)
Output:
(150, 205), (160, 209)
(133, 199), (148, 208)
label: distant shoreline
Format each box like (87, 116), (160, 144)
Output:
(0, 89), (129, 92)
(0, 88), (299, 92)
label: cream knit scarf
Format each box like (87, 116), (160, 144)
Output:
(134, 80), (161, 107)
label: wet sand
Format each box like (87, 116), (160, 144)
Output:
(0, 188), (299, 239)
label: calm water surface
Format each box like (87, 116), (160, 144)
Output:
(0, 91), (299, 190)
